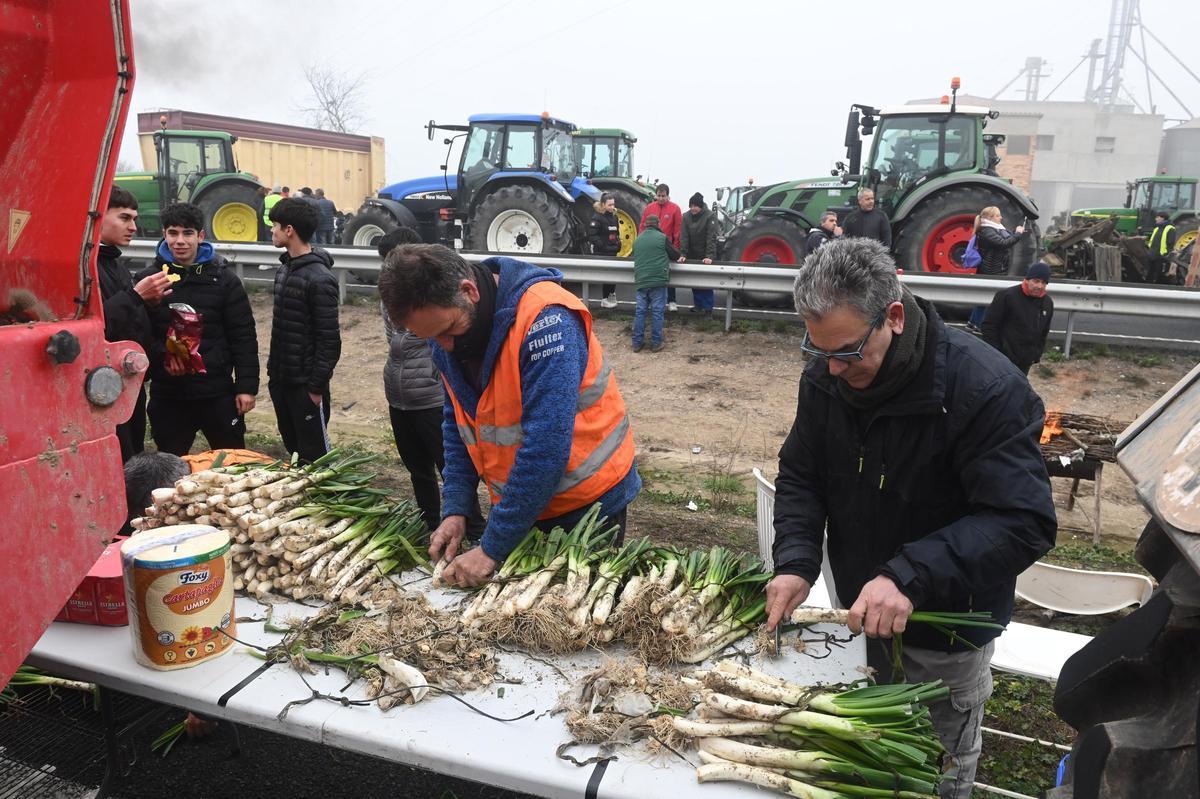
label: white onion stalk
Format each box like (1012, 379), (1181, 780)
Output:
(695, 762), (842, 799)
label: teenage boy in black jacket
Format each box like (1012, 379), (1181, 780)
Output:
(268, 198), (341, 462)
(98, 186), (172, 460)
(135, 202), (259, 456)
(764, 238), (1055, 799)
(982, 261), (1054, 375)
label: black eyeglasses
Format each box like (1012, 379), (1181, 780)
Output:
(800, 310), (886, 362)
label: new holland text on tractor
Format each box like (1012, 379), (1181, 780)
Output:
(342, 113), (600, 254)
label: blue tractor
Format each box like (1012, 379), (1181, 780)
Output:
(341, 113), (601, 254)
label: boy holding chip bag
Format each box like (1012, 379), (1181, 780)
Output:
(135, 203), (260, 456)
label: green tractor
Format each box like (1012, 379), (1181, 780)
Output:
(115, 127), (264, 242)
(571, 128), (655, 256)
(719, 82), (1040, 299)
(1046, 176), (1197, 283)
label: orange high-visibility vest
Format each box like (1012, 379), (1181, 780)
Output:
(444, 282), (634, 518)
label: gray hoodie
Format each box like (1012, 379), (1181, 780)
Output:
(382, 303), (443, 410)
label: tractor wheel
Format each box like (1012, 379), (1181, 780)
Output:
(196, 184), (261, 242)
(340, 206), (416, 248)
(1172, 219), (1198, 264)
(722, 216), (806, 308)
(893, 186), (1039, 276)
(605, 188), (649, 257)
(468, 184), (572, 255)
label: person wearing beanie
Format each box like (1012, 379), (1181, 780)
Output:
(587, 193), (622, 308)
(981, 261), (1055, 375)
(679, 191), (718, 316)
(631, 214), (680, 352)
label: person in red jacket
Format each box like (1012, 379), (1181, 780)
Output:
(639, 184), (683, 311)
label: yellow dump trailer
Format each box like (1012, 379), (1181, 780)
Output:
(137, 110), (385, 213)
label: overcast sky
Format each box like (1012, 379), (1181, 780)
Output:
(122, 0), (1200, 204)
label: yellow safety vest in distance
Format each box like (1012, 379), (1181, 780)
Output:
(263, 194), (282, 226)
(1149, 223), (1175, 256)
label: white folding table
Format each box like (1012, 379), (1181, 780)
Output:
(27, 587), (865, 799)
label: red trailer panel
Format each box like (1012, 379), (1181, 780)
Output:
(0, 0), (141, 686)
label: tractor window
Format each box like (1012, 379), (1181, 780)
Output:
(1133, 181), (1150, 209)
(617, 140), (633, 178)
(870, 116), (976, 197)
(575, 139), (596, 176)
(504, 125), (538, 170)
(590, 138), (616, 178)
(1152, 182), (1180, 211)
(1180, 183), (1196, 210)
(202, 139), (228, 173)
(462, 122), (503, 174)
(543, 126), (577, 182)
(164, 137), (203, 200)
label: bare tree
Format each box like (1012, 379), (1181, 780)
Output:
(298, 63), (367, 133)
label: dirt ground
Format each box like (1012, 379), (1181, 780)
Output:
(239, 289), (1197, 551)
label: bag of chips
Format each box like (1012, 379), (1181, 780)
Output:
(165, 303), (206, 375)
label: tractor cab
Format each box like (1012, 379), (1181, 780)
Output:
(858, 105), (991, 218)
(573, 128), (637, 179)
(1128, 177), (1197, 234)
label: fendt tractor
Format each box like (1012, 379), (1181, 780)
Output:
(1045, 175), (1198, 283)
(572, 128), (655, 256)
(341, 113), (601, 254)
(719, 80), (1040, 297)
(114, 117), (264, 242)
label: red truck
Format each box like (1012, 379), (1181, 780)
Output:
(0, 0), (145, 687)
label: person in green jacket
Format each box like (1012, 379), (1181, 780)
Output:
(631, 214), (680, 352)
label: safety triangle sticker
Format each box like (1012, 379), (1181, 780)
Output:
(8, 209), (31, 252)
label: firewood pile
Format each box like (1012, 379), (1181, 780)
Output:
(1040, 412), (1124, 463)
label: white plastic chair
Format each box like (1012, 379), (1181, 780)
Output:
(1015, 560), (1155, 615)
(752, 467), (840, 609)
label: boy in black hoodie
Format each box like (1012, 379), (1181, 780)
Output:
(268, 198), (341, 462)
(134, 202), (259, 456)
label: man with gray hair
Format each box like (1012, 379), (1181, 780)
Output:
(841, 188), (891, 247)
(764, 238), (1055, 799)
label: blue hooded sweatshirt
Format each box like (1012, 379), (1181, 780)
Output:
(433, 257), (641, 561)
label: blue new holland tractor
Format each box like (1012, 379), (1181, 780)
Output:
(341, 113), (601, 254)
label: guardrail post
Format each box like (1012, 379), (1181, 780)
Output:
(582, 282), (592, 304)
(337, 269), (347, 305)
(1064, 311), (1076, 359)
(235, 262), (244, 284)
(724, 291), (733, 332)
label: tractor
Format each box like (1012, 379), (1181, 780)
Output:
(719, 80), (1040, 302)
(1051, 175), (1198, 281)
(341, 113), (600, 255)
(114, 123), (264, 242)
(572, 128), (655, 256)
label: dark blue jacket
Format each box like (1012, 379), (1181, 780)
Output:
(772, 298), (1056, 649)
(433, 257), (641, 561)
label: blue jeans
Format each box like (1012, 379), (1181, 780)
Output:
(968, 305), (987, 328)
(692, 288), (715, 311)
(633, 286), (667, 347)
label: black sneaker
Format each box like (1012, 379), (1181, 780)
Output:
(650, 343), (664, 353)
(632, 343), (644, 353)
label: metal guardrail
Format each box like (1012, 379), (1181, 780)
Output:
(124, 240), (1200, 356)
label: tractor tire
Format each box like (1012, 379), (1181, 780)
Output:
(340, 205), (417, 248)
(1170, 219), (1198, 279)
(892, 185), (1039, 276)
(721, 216), (806, 308)
(468, 184), (572, 255)
(605, 188), (649, 257)
(195, 183), (261, 242)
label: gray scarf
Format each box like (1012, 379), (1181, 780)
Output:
(837, 288), (928, 410)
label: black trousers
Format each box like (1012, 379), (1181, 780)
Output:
(147, 391), (246, 456)
(269, 382), (331, 463)
(389, 406), (484, 536)
(539, 506), (628, 547)
(116, 386), (147, 462)
(1147, 256), (1171, 284)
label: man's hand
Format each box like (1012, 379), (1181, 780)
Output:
(235, 394), (256, 415)
(834, 225), (844, 237)
(677, 256), (687, 263)
(765, 574), (812, 630)
(134, 272), (172, 306)
(164, 358), (186, 377)
(307, 391), (323, 408)
(429, 515), (467, 562)
(848, 575), (913, 638)
(441, 546), (497, 588)
(1015, 225), (1026, 235)
(702, 257), (713, 265)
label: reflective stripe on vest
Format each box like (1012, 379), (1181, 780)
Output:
(1150, 224), (1175, 256)
(444, 280), (635, 519)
